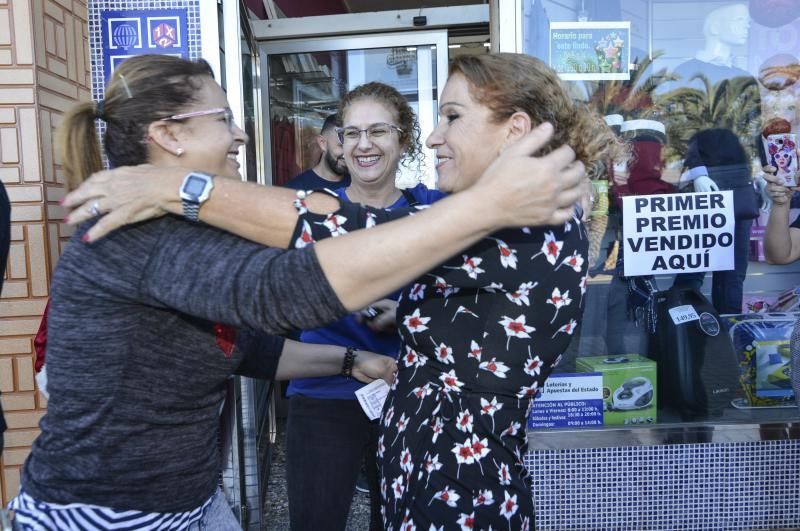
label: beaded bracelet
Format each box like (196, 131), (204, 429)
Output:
(341, 346), (358, 378)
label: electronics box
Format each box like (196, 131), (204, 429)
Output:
(724, 313), (797, 406)
(576, 354), (658, 425)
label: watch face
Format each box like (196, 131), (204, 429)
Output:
(184, 175), (208, 197)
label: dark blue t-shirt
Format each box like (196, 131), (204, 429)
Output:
(283, 169), (350, 190)
(287, 183), (446, 400)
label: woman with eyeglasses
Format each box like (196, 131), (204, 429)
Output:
(12, 53), (585, 530)
(7, 55), (402, 530)
(284, 82), (444, 531)
(61, 53), (617, 529)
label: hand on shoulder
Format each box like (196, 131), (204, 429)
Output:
(470, 123), (585, 229)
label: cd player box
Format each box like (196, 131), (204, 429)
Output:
(576, 354), (657, 426)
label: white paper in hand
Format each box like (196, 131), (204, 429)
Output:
(355, 379), (390, 420)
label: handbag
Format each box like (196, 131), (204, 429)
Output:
(705, 164), (761, 220)
(648, 286), (739, 420)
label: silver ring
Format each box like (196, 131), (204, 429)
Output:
(90, 200), (101, 217)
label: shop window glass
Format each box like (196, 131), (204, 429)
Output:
(265, 44), (440, 189)
(523, 0), (800, 429)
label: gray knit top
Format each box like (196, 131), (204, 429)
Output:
(21, 215), (346, 512)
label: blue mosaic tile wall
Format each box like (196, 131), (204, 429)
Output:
(527, 440), (800, 530)
(88, 0), (201, 104)
(87, 0), (202, 163)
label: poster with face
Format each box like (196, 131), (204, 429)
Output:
(766, 133), (798, 185)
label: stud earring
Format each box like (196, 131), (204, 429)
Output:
(176, 148), (184, 156)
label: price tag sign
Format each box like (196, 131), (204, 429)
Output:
(668, 305), (700, 325)
(528, 373), (604, 429)
(355, 379), (390, 420)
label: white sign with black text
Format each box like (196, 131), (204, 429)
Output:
(622, 191), (735, 277)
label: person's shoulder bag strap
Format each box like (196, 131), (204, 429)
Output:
(401, 189), (420, 207)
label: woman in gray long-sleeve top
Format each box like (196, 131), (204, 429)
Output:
(10, 54), (585, 530)
(7, 55), (397, 531)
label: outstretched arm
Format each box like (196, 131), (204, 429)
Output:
(277, 339), (396, 384)
(65, 123), (585, 310)
(235, 332), (396, 384)
(763, 172), (800, 264)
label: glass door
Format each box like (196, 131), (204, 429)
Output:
(217, 3), (273, 530)
(260, 30), (448, 189)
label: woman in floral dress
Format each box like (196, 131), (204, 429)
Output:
(291, 54), (621, 530)
(61, 54), (619, 529)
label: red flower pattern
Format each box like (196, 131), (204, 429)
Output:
(291, 200), (587, 529)
(456, 512), (475, 530)
(432, 486), (461, 508)
(294, 220), (314, 248)
(408, 283), (426, 301)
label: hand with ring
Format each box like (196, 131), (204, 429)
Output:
(63, 164), (184, 241)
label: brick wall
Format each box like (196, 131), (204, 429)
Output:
(0, 0), (89, 505)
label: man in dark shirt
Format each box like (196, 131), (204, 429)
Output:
(283, 114), (350, 190)
(0, 181), (10, 455)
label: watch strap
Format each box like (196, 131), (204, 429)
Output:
(182, 199), (201, 222)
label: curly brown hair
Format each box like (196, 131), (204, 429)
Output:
(337, 82), (424, 172)
(449, 53), (625, 179)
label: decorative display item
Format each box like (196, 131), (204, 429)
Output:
(549, 21), (631, 80)
(576, 354), (658, 426)
(724, 313), (798, 406)
(749, 0), (800, 29)
(594, 31), (625, 74)
(766, 133), (797, 187)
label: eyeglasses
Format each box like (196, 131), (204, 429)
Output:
(336, 123), (403, 144)
(165, 108), (236, 129)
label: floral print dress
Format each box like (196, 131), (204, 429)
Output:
(292, 193), (588, 530)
